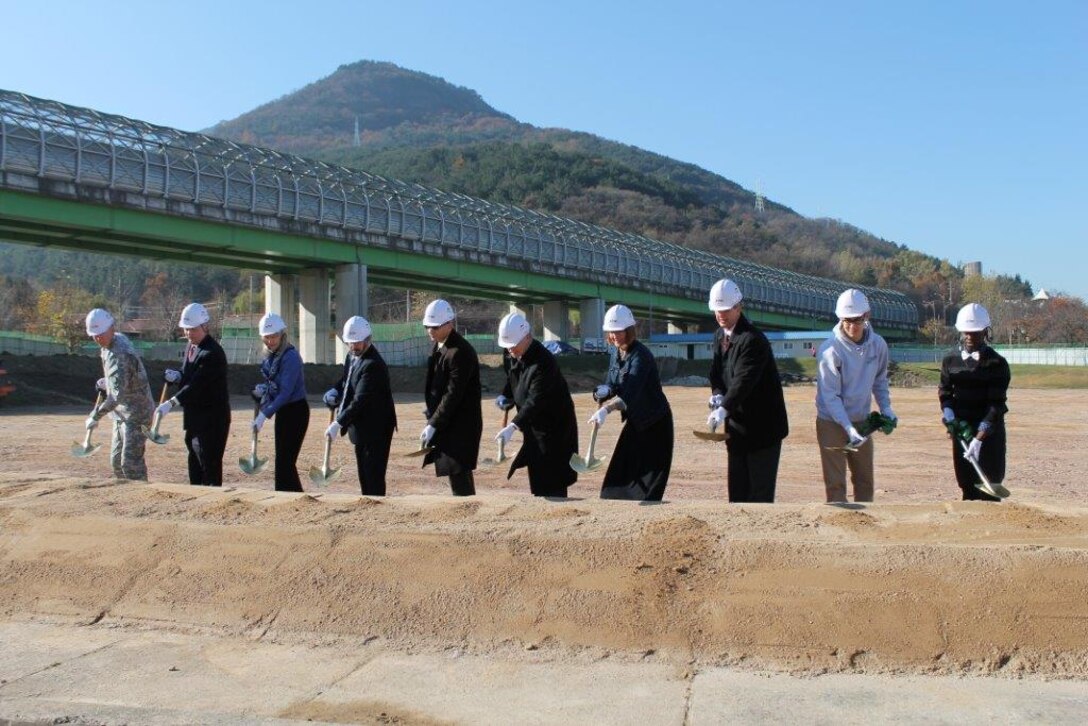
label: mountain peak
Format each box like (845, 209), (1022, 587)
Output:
(207, 59), (514, 152)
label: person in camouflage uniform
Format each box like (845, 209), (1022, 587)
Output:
(85, 308), (155, 480)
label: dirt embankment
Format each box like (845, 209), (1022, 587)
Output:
(2, 476), (1088, 678)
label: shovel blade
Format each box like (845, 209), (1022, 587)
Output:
(141, 425), (170, 445)
(238, 455), (269, 475)
(975, 481), (1011, 499)
(70, 442), (102, 458)
(308, 465), (342, 486)
(402, 446), (434, 459)
(569, 453), (606, 474)
(692, 429), (727, 442)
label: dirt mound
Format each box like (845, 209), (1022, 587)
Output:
(3, 477), (1088, 679)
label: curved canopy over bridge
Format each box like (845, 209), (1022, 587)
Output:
(0, 90), (917, 352)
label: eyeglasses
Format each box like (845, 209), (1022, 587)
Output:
(842, 316), (866, 325)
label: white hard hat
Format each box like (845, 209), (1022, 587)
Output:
(258, 313), (287, 336)
(178, 302), (210, 329)
(708, 279), (743, 311)
(602, 304), (636, 332)
(422, 299), (455, 327)
(497, 312), (531, 349)
(85, 308), (115, 336)
(342, 315), (372, 343)
(955, 303), (991, 332)
(835, 289), (871, 318)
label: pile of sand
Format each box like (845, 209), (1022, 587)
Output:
(3, 476), (1087, 678)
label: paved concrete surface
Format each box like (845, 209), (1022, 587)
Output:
(1, 621), (1086, 725)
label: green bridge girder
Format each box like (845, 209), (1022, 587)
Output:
(1, 188), (865, 335)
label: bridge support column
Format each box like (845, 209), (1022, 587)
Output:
(579, 298), (605, 352)
(265, 274), (298, 342)
(298, 269), (332, 364)
(334, 264), (368, 362)
(542, 301), (569, 342)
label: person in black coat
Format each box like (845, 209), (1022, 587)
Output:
(420, 300), (483, 496)
(939, 303), (1011, 502)
(493, 313), (579, 498)
(706, 279), (789, 503)
(591, 304), (673, 502)
(324, 316), (398, 496)
(156, 302), (231, 486)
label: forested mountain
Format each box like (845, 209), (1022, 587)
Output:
(206, 60), (989, 305)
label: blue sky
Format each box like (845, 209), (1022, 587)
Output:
(3, 1), (1085, 298)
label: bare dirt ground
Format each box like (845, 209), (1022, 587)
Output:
(2, 386), (1088, 695)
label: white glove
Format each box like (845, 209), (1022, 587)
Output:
(420, 424), (436, 446)
(252, 412), (267, 433)
(252, 383), (268, 398)
(164, 368), (181, 384)
(495, 395), (512, 411)
(85, 416), (98, 430)
(495, 422), (518, 444)
(323, 388), (339, 406)
(707, 406), (727, 427)
(325, 420), (342, 439)
(594, 385), (612, 401)
(942, 407), (956, 423)
(588, 408), (609, 427)
(708, 393), (724, 408)
(95, 377), (108, 392)
(847, 426), (868, 448)
(156, 399), (175, 419)
(964, 437), (983, 461)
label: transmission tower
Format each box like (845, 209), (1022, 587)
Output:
(353, 116), (361, 147)
(754, 179), (765, 214)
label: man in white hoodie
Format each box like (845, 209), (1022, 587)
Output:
(815, 289), (896, 503)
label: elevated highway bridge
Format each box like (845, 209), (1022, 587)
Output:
(0, 90), (918, 362)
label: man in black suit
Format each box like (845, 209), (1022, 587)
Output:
(493, 312), (578, 498)
(157, 302), (231, 486)
(324, 315), (398, 496)
(706, 279), (789, 502)
(420, 299), (483, 496)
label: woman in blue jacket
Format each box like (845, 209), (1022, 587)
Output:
(252, 313), (310, 492)
(591, 304), (673, 501)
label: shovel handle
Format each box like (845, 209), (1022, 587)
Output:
(156, 382), (170, 405)
(585, 421), (600, 461)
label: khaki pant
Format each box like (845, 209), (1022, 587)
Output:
(816, 417), (875, 502)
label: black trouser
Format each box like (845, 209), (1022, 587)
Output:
(449, 471), (476, 497)
(273, 398), (310, 492)
(186, 418), (230, 486)
(727, 441), (782, 503)
(354, 434), (392, 496)
(528, 467), (569, 498)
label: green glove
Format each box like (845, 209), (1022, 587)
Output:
(944, 418), (973, 441)
(879, 416), (897, 435)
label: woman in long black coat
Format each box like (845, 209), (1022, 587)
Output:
(493, 313), (578, 498)
(591, 304), (673, 502)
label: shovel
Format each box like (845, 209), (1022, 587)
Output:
(482, 407), (511, 467)
(403, 441), (434, 458)
(960, 438), (1011, 499)
(71, 391), (104, 458)
(570, 406), (607, 474)
(309, 409), (342, 486)
(692, 418), (727, 442)
(142, 382), (171, 445)
(238, 401), (269, 475)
